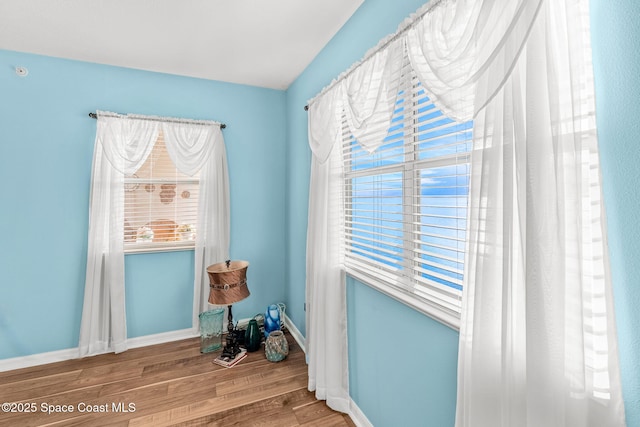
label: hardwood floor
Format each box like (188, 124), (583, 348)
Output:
(0, 333), (355, 427)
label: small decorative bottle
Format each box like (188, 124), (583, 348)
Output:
(244, 318), (261, 352)
(265, 330), (289, 362)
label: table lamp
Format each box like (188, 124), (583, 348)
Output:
(206, 260), (250, 359)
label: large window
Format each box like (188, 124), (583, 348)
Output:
(342, 71), (472, 325)
(124, 131), (199, 252)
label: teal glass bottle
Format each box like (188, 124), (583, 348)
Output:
(245, 319), (261, 352)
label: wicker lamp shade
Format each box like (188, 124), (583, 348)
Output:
(206, 260), (250, 305)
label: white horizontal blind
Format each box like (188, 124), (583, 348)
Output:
(342, 59), (472, 320)
(124, 131), (199, 252)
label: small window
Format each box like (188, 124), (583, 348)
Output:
(124, 131), (199, 252)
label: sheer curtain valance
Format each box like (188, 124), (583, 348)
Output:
(306, 0), (626, 425)
(79, 111), (229, 358)
(308, 0), (543, 157)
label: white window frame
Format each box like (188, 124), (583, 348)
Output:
(123, 133), (200, 254)
(341, 74), (471, 330)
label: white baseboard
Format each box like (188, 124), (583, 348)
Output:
(349, 398), (374, 427)
(284, 313), (306, 354)
(127, 328), (199, 349)
(0, 347), (79, 372)
(235, 317), (253, 330)
(0, 328), (199, 372)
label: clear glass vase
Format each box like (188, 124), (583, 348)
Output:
(199, 308), (224, 353)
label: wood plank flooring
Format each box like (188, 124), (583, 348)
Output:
(0, 333), (355, 427)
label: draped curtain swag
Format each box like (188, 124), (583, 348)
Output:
(79, 111), (229, 358)
(306, 0), (626, 425)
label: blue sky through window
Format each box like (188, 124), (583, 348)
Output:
(344, 85), (471, 295)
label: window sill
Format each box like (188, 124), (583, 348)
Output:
(125, 241), (196, 254)
(345, 266), (460, 331)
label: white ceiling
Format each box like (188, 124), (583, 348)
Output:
(0, 0), (364, 90)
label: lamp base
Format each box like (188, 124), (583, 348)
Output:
(220, 326), (243, 359)
(220, 303), (242, 359)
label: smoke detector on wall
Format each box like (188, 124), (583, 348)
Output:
(15, 66), (28, 77)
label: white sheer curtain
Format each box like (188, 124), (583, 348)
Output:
(306, 80), (351, 412)
(306, 138), (348, 412)
(341, 38), (404, 154)
(79, 112), (229, 358)
(306, 42), (409, 412)
(306, 0), (626, 424)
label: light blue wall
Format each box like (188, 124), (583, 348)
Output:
(285, 0), (640, 426)
(347, 277), (459, 427)
(0, 49), (287, 359)
(124, 251), (194, 337)
(591, 0), (640, 425)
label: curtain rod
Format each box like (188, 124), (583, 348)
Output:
(88, 112), (226, 129)
(303, 0), (444, 111)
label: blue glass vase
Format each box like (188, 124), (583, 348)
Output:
(264, 304), (281, 338)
